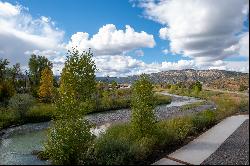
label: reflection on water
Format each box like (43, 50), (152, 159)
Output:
(0, 130), (50, 165)
(0, 124), (110, 165)
(0, 92), (200, 165)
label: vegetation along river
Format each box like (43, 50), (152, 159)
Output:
(0, 92), (215, 165)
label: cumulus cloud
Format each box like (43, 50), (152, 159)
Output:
(0, 1), (64, 65)
(239, 32), (249, 57)
(66, 24), (155, 56)
(138, 0), (249, 62)
(162, 49), (169, 55)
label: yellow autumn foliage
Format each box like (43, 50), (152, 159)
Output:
(39, 67), (54, 103)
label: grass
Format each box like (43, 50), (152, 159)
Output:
(25, 103), (57, 123)
(84, 88), (249, 165)
(85, 109), (217, 165)
(0, 103), (56, 130)
(0, 90), (172, 130)
(179, 101), (206, 111)
(88, 90), (172, 114)
(0, 107), (20, 130)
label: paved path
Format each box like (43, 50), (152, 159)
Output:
(202, 119), (249, 165)
(153, 115), (249, 165)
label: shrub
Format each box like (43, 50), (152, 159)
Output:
(45, 118), (95, 165)
(25, 103), (56, 122)
(237, 98), (249, 112)
(155, 94), (171, 105)
(0, 81), (16, 106)
(192, 110), (216, 132)
(92, 135), (135, 165)
(0, 107), (19, 129)
(8, 94), (35, 119)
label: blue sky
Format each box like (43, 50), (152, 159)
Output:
(0, 0), (249, 76)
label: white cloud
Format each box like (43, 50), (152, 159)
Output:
(66, 24), (155, 56)
(159, 27), (168, 40)
(0, 1), (64, 65)
(162, 48), (169, 55)
(138, 0), (249, 62)
(0, 1), (20, 17)
(239, 32), (249, 57)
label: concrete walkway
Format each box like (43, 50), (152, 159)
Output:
(153, 115), (249, 165)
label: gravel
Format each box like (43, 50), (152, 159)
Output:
(85, 92), (216, 126)
(0, 92), (215, 138)
(202, 119), (249, 165)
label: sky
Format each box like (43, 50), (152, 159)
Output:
(0, 0), (249, 76)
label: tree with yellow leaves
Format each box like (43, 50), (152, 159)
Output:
(39, 67), (54, 103)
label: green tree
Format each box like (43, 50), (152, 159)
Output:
(28, 54), (53, 97)
(45, 48), (96, 164)
(10, 63), (22, 91)
(111, 80), (118, 90)
(193, 81), (202, 94)
(45, 118), (95, 165)
(58, 48), (97, 117)
(38, 67), (54, 103)
(0, 80), (15, 106)
(0, 58), (9, 82)
(131, 74), (156, 138)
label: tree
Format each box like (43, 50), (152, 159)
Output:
(193, 81), (202, 94)
(0, 58), (9, 82)
(28, 54), (53, 97)
(111, 80), (118, 90)
(45, 48), (96, 164)
(10, 63), (22, 91)
(58, 48), (97, 116)
(38, 67), (54, 103)
(131, 74), (156, 138)
(0, 80), (15, 106)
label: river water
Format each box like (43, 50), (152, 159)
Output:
(0, 92), (207, 165)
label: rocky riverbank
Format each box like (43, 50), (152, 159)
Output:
(0, 92), (216, 139)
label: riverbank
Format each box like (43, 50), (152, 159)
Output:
(0, 92), (212, 139)
(0, 92), (171, 131)
(2, 90), (246, 165)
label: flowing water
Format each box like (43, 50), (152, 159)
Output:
(0, 130), (49, 165)
(0, 92), (203, 165)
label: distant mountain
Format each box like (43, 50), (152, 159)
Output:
(96, 69), (249, 91)
(55, 69), (249, 91)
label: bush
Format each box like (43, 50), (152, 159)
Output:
(92, 135), (135, 165)
(158, 117), (193, 144)
(89, 123), (157, 165)
(237, 98), (249, 112)
(154, 94), (171, 105)
(25, 103), (56, 122)
(0, 81), (16, 106)
(45, 118), (95, 165)
(0, 107), (19, 130)
(192, 110), (216, 132)
(8, 94), (35, 119)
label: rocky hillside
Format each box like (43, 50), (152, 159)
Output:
(97, 69), (249, 91)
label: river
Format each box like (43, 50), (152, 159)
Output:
(0, 92), (215, 165)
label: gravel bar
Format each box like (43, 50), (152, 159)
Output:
(0, 92), (215, 138)
(85, 92), (216, 125)
(202, 119), (249, 165)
